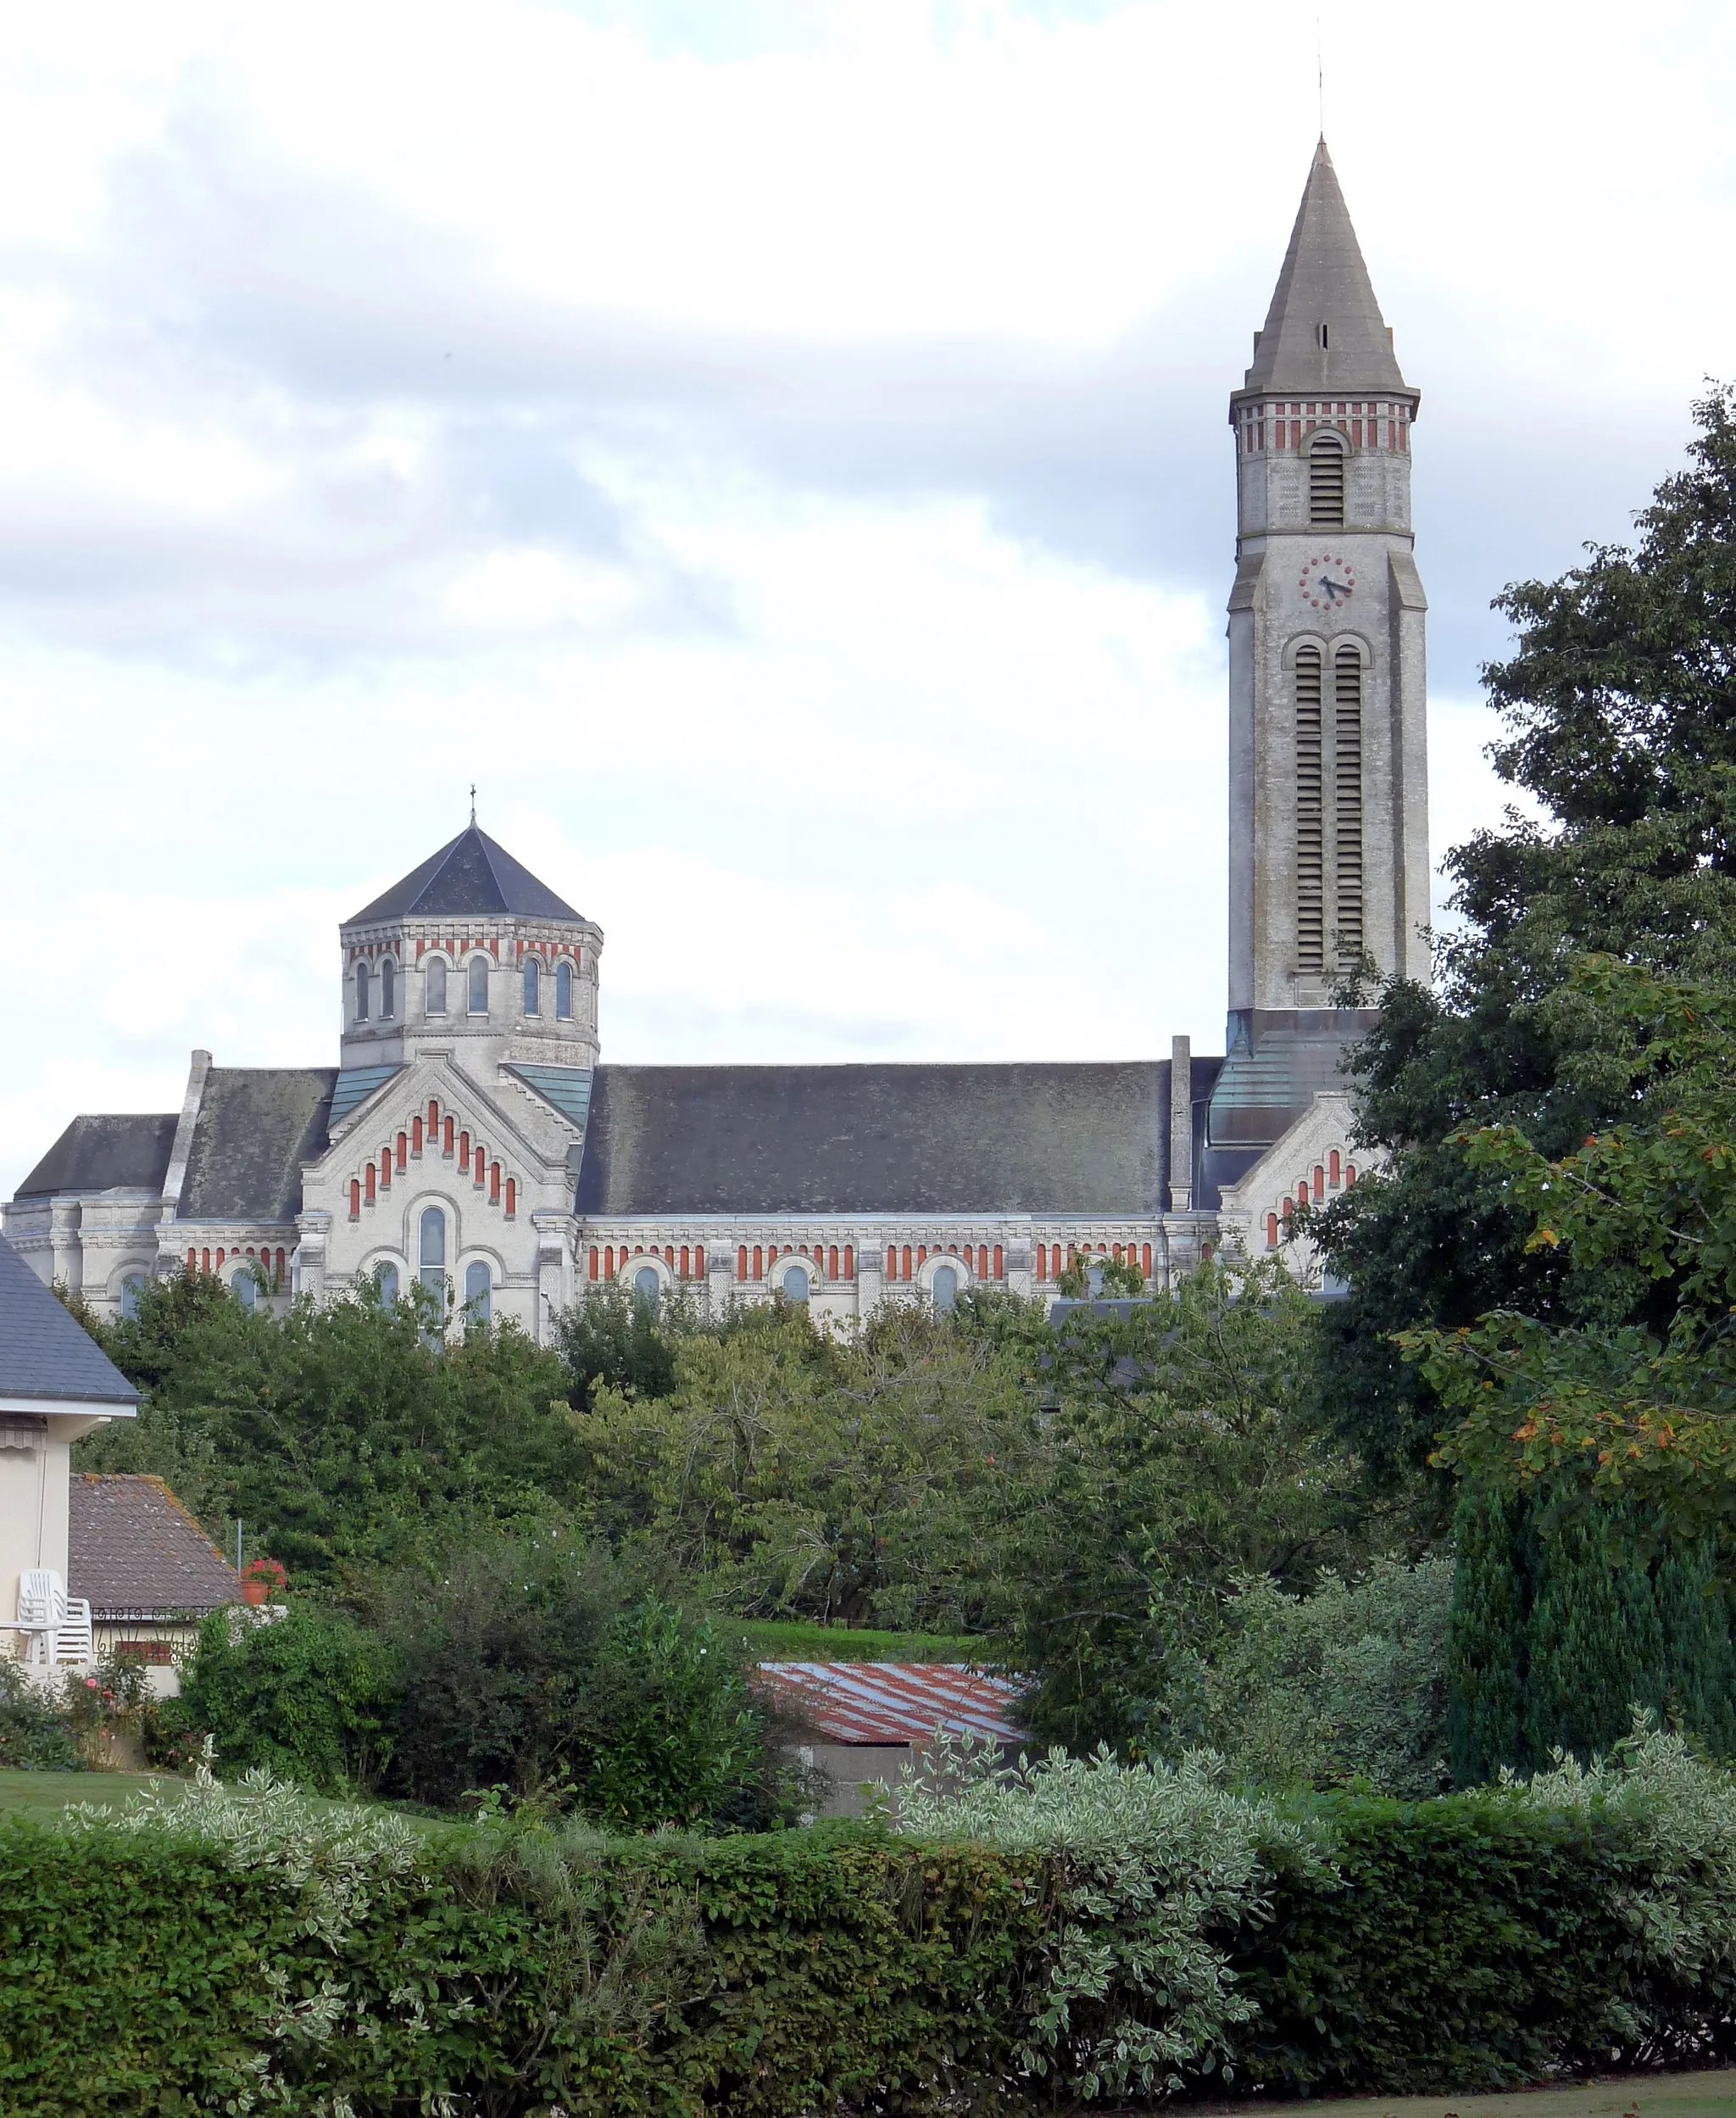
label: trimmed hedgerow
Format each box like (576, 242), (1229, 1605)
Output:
(8, 1723), (1736, 2114)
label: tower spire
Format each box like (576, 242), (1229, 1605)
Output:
(1239, 141), (1408, 399)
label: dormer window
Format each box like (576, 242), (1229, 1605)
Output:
(381, 958), (396, 1020)
(523, 956), (541, 1016)
(426, 958), (448, 1015)
(355, 961), (371, 1022)
(468, 956), (489, 1015)
(556, 961), (574, 1020)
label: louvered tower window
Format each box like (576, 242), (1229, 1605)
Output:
(1294, 644), (1324, 974)
(1309, 432), (1345, 527)
(1334, 644), (1364, 963)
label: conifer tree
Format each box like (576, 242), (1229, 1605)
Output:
(1445, 1484), (1532, 1783)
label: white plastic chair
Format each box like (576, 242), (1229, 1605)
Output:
(17, 1568), (86, 1664)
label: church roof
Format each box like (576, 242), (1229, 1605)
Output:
(1240, 139), (1409, 399)
(0, 1235), (138, 1408)
(15, 1112), (177, 1198)
(348, 827), (586, 926)
(576, 1062), (1177, 1217)
(176, 1068), (337, 1222)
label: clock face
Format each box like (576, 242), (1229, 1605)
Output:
(1298, 552), (1356, 610)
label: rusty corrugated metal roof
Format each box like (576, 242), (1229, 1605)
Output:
(755, 1662), (1026, 1747)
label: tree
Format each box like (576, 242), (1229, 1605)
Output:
(1310, 387), (1736, 1478)
(75, 1277), (587, 1585)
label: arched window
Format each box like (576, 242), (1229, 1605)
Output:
(931, 1264), (958, 1313)
(118, 1274), (146, 1321)
(633, 1264), (660, 1312)
(522, 956), (540, 1015)
(783, 1264), (810, 1304)
(376, 1262), (399, 1307)
(355, 961), (371, 1022)
(1309, 430), (1345, 527)
(426, 958), (448, 1015)
(556, 961), (574, 1020)
(465, 1261), (492, 1324)
(381, 958), (396, 1019)
(1334, 644), (1365, 964)
(419, 1208), (446, 1305)
(468, 957), (489, 1015)
(1294, 644), (1324, 974)
(230, 1266), (257, 1312)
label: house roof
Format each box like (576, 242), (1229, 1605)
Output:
(176, 1068), (337, 1222)
(755, 1662), (1026, 1747)
(576, 1061), (1175, 1216)
(1240, 138), (1410, 399)
(14, 1113), (177, 1199)
(0, 1236), (138, 1409)
(67, 1474), (242, 1619)
(347, 827), (586, 926)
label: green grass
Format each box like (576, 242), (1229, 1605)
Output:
(1162, 2066), (1736, 2118)
(727, 1618), (989, 1664)
(0, 1770), (186, 1820)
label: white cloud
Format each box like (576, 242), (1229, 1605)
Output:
(2, 0), (1731, 1193)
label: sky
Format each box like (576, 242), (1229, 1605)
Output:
(3, 0), (1734, 1199)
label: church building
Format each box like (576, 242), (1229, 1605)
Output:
(4, 142), (1428, 1337)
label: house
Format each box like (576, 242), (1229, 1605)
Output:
(69, 1473), (243, 1680)
(756, 1660), (1027, 1818)
(0, 1233), (138, 1669)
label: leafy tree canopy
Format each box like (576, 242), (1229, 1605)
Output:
(1312, 387), (1736, 1478)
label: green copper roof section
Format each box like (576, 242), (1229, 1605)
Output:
(329, 1066), (402, 1132)
(506, 1065), (594, 1134)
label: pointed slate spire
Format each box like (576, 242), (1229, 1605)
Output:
(1241, 140), (1409, 398)
(346, 827), (586, 924)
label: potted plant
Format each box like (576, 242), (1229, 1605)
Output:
(240, 1556), (287, 1607)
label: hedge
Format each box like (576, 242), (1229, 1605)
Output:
(7, 1766), (1736, 2114)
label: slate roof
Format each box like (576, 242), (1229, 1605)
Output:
(1240, 138), (1410, 399)
(576, 1062), (1171, 1217)
(14, 1113), (176, 1199)
(177, 1069), (337, 1222)
(348, 827), (586, 925)
(68, 1474), (242, 1619)
(754, 1663), (1026, 1746)
(0, 1235), (139, 1408)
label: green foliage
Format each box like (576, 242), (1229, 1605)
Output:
(0, 1662), (76, 1771)
(1446, 1484), (1736, 1782)
(75, 1275), (587, 1585)
(13, 1723), (1736, 2110)
(1311, 387), (1736, 1478)
(1177, 1558), (1455, 1798)
(175, 1604), (400, 1793)
(370, 1533), (782, 1829)
(553, 1276), (705, 1409)
(898, 1739), (1328, 2101)
(975, 1257), (1419, 1753)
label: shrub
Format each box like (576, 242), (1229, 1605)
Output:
(175, 1604), (399, 1793)
(373, 1534), (788, 1827)
(0, 1660), (75, 1770)
(1177, 1557), (1455, 1798)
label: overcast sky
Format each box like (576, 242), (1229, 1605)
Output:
(3, 0), (1733, 1199)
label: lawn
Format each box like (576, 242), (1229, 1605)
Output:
(0, 1770), (186, 1820)
(731, 1617), (988, 1663)
(1155, 2068), (1736, 2118)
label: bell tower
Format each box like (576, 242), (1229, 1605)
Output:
(1226, 139), (1429, 1033)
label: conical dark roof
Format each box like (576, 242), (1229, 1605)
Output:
(1240, 140), (1408, 399)
(348, 828), (585, 925)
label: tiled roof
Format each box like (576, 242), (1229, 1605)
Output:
(67, 1474), (242, 1619)
(14, 1113), (176, 1199)
(577, 1062), (1175, 1217)
(348, 828), (586, 925)
(177, 1068), (337, 1222)
(0, 1236), (139, 1409)
(754, 1662), (1027, 1746)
